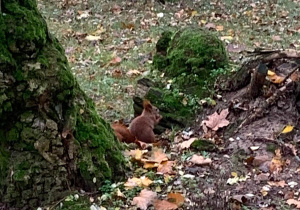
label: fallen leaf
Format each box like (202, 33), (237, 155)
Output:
(287, 199), (300, 208)
(142, 148), (168, 164)
(281, 125), (294, 134)
(167, 193), (185, 206)
(285, 143), (297, 156)
(272, 35), (282, 41)
(124, 177), (153, 189)
(267, 180), (287, 188)
(116, 188), (125, 198)
(204, 23), (216, 29)
(220, 36), (233, 41)
(132, 189), (157, 210)
(157, 161), (175, 175)
(85, 35), (101, 41)
(175, 9), (184, 19)
(202, 109), (230, 131)
(153, 200), (178, 210)
(216, 25), (224, 31)
(180, 138), (197, 149)
(267, 70), (284, 84)
(109, 56), (122, 65)
(270, 149), (284, 174)
(231, 195), (248, 203)
(189, 155), (212, 165)
(126, 69), (142, 77)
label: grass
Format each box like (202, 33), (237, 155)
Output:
(37, 0), (300, 122)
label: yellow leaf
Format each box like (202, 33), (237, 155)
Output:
(267, 70), (275, 76)
(231, 172), (238, 177)
(220, 36), (233, 41)
(281, 125), (294, 134)
(200, 20), (207, 24)
(191, 10), (198, 17)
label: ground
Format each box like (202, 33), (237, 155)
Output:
(36, 0), (300, 209)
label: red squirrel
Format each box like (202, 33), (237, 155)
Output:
(112, 100), (162, 143)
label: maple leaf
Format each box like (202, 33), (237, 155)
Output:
(124, 177), (153, 190)
(153, 200), (178, 210)
(167, 193), (185, 206)
(202, 109), (230, 131)
(142, 148), (168, 164)
(189, 155), (212, 165)
(287, 199), (300, 208)
(132, 189), (157, 210)
(157, 161), (175, 175)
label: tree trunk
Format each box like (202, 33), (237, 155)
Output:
(0, 0), (125, 208)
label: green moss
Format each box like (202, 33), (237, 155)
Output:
(3, 1), (47, 46)
(153, 28), (228, 97)
(6, 127), (19, 142)
(3, 102), (12, 112)
(13, 170), (26, 182)
(0, 146), (9, 183)
(191, 139), (217, 152)
(266, 143), (277, 153)
(14, 69), (25, 81)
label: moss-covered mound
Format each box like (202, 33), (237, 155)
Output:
(133, 28), (228, 128)
(0, 0), (125, 208)
(153, 28), (228, 97)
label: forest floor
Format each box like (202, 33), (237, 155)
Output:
(37, 0), (300, 209)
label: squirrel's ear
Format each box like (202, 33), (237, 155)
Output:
(143, 99), (152, 111)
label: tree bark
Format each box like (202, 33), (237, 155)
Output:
(0, 0), (124, 208)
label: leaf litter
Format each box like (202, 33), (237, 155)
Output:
(37, 0), (300, 209)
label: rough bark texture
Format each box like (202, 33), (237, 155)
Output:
(0, 0), (125, 208)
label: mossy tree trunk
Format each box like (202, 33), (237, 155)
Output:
(0, 0), (125, 208)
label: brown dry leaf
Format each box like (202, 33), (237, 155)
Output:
(291, 71), (300, 81)
(180, 137), (197, 149)
(142, 148), (168, 164)
(202, 109), (230, 131)
(112, 69), (122, 78)
(132, 189), (157, 210)
(267, 180), (287, 188)
(123, 149), (144, 161)
(153, 200), (178, 210)
(204, 22), (216, 29)
(285, 143), (297, 156)
(272, 35), (282, 41)
(189, 154), (212, 165)
(126, 69), (142, 77)
(270, 149), (284, 174)
(124, 177), (153, 190)
(216, 25), (224, 31)
(144, 162), (159, 169)
(121, 22), (135, 30)
(175, 9), (184, 19)
(251, 155), (270, 167)
(167, 193), (185, 206)
(157, 161), (175, 175)
(286, 199), (300, 208)
(109, 56), (122, 65)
